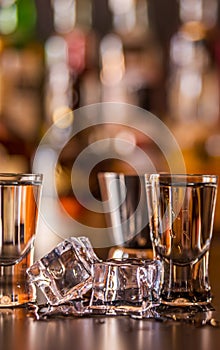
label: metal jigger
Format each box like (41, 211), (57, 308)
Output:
(98, 173), (153, 259)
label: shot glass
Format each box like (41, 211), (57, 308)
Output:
(0, 173), (43, 307)
(146, 173), (218, 306)
(89, 258), (162, 316)
(98, 173), (153, 259)
(27, 236), (101, 305)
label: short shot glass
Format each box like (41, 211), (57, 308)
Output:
(0, 173), (43, 307)
(146, 173), (218, 307)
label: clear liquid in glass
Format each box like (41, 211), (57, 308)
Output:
(149, 177), (217, 306)
(0, 182), (41, 306)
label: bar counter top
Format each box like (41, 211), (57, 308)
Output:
(2, 235), (220, 350)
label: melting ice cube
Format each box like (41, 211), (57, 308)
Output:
(27, 236), (101, 305)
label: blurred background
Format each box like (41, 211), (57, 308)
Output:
(1, 0), (220, 257)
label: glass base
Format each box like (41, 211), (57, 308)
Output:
(0, 250), (36, 308)
(161, 254), (212, 307)
(161, 297), (212, 307)
(155, 302), (215, 324)
(0, 293), (36, 308)
(160, 287), (212, 307)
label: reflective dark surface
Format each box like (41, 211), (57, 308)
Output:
(1, 236), (220, 350)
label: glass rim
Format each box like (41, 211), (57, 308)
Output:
(98, 172), (149, 178)
(148, 173), (218, 184)
(0, 173), (43, 184)
(98, 171), (146, 176)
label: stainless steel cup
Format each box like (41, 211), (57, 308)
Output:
(98, 172), (153, 259)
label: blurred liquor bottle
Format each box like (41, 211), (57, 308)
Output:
(0, 0), (44, 172)
(44, 0), (99, 128)
(100, 0), (165, 117)
(167, 0), (219, 125)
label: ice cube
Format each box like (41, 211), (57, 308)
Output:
(89, 258), (162, 316)
(27, 236), (101, 305)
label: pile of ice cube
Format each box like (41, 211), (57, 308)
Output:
(27, 237), (162, 318)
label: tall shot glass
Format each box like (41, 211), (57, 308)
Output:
(146, 174), (218, 306)
(0, 173), (43, 307)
